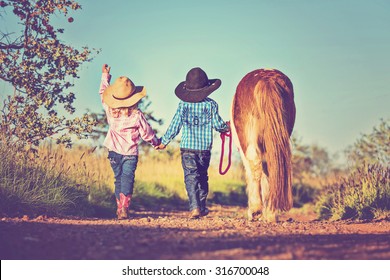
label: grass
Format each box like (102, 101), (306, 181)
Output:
(292, 183), (319, 208)
(137, 148), (247, 206)
(1, 139), (350, 219)
(0, 139), (247, 217)
(315, 164), (390, 220)
(0, 141), (93, 216)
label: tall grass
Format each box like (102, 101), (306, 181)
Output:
(0, 140), (94, 216)
(0, 139), (247, 217)
(1, 136), (329, 217)
(315, 164), (390, 220)
(137, 146), (247, 206)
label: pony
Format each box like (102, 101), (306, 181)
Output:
(230, 69), (296, 222)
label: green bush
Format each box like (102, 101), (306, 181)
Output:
(315, 164), (390, 220)
(292, 183), (319, 208)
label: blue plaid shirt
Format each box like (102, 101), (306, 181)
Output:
(162, 98), (229, 151)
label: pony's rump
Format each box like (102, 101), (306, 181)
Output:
(231, 69), (296, 218)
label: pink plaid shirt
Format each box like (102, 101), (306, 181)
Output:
(99, 73), (159, 155)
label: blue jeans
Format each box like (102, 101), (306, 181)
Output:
(107, 151), (138, 200)
(181, 149), (211, 212)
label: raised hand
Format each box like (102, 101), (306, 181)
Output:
(102, 64), (111, 74)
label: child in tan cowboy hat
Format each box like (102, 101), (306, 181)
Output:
(99, 64), (160, 219)
(156, 67), (230, 219)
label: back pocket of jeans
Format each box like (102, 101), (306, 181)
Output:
(108, 151), (118, 165)
(182, 154), (197, 169)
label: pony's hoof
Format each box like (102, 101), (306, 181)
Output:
(247, 209), (254, 221)
(247, 209), (262, 221)
(262, 211), (279, 223)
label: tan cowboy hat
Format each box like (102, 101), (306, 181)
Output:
(103, 76), (146, 108)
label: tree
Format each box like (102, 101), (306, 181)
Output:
(291, 134), (340, 186)
(0, 0), (97, 150)
(345, 119), (389, 167)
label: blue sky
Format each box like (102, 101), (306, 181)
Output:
(2, 0), (390, 156)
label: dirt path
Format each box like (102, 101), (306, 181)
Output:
(1, 206), (389, 260)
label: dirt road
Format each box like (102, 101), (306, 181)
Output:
(1, 206), (389, 260)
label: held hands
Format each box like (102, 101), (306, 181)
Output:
(155, 143), (166, 150)
(153, 138), (166, 150)
(102, 64), (111, 74)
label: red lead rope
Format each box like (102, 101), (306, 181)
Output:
(219, 128), (232, 175)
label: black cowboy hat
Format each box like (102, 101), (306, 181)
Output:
(175, 67), (221, 103)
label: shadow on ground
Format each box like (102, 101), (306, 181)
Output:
(1, 219), (389, 260)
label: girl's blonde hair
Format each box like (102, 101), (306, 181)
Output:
(109, 104), (138, 118)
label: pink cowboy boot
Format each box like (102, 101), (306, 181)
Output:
(116, 198), (121, 218)
(118, 193), (132, 220)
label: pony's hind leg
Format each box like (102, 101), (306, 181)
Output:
(260, 171), (279, 223)
(242, 144), (262, 221)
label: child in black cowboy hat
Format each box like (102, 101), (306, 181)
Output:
(156, 67), (230, 219)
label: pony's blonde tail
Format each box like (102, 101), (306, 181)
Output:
(256, 75), (293, 212)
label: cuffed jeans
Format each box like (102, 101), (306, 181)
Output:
(181, 149), (211, 212)
(107, 151), (138, 200)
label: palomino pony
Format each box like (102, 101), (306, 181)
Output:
(231, 69), (296, 222)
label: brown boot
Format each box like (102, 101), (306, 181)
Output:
(190, 208), (201, 219)
(200, 208), (209, 217)
(118, 193), (132, 220)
